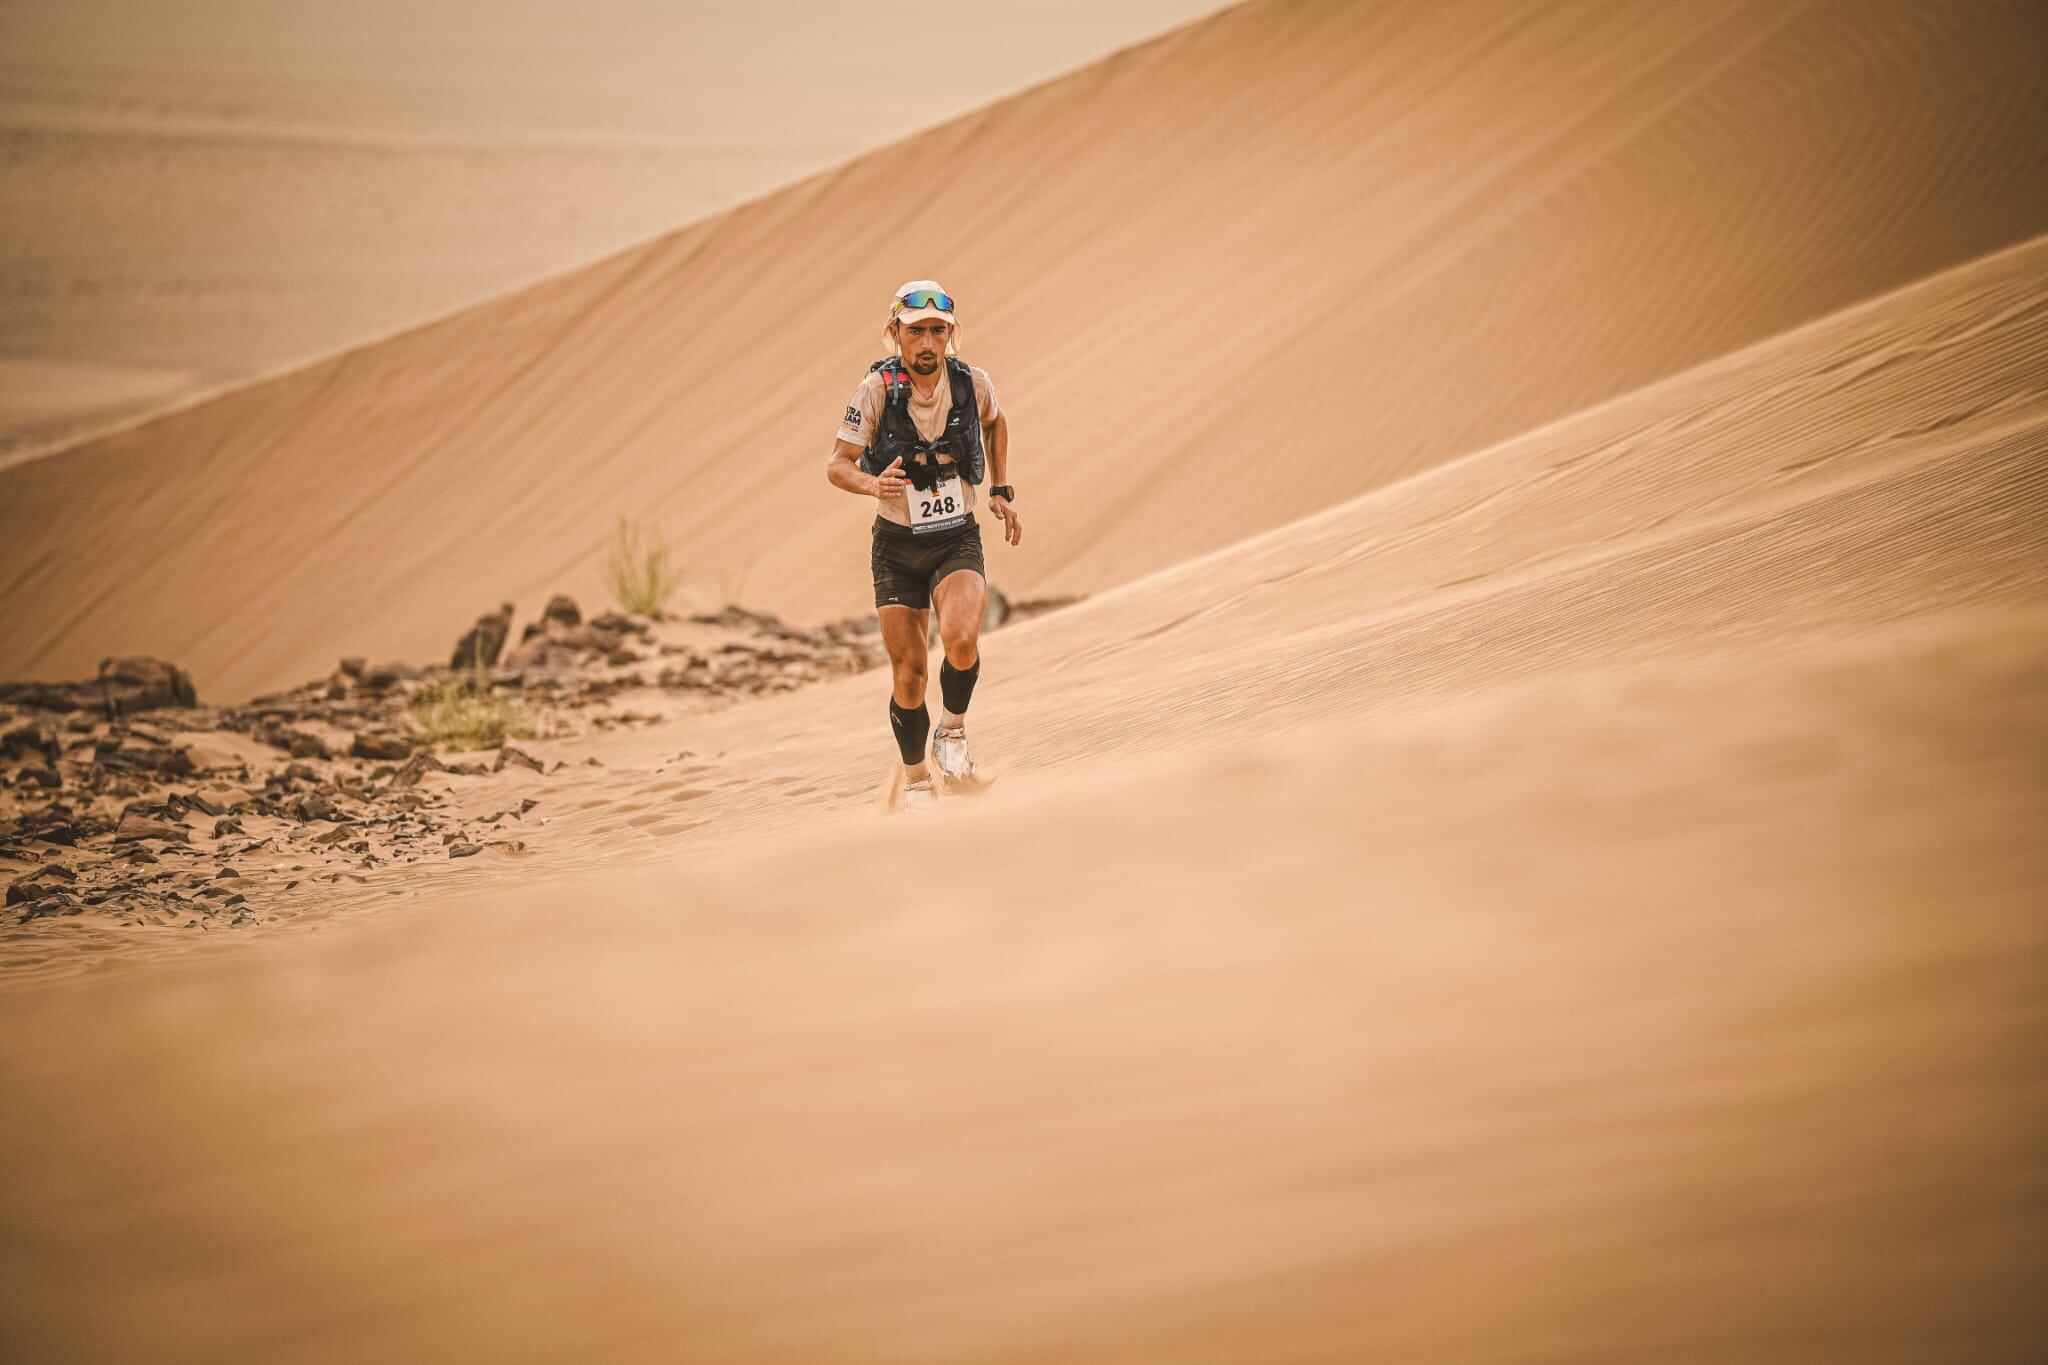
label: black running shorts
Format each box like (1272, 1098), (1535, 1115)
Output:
(871, 515), (984, 610)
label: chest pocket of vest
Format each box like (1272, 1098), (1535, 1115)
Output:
(859, 358), (985, 492)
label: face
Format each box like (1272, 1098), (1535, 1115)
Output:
(894, 318), (953, 373)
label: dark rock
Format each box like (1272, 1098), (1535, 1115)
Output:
(287, 730), (329, 760)
(99, 738), (196, 779)
(114, 812), (190, 844)
(361, 661), (426, 690)
(16, 765), (60, 789)
(350, 731), (413, 761)
(589, 610), (653, 637)
(98, 657), (199, 716)
(2, 722), (62, 763)
(493, 745), (545, 775)
(213, 817), (245, 838)
(18, 892), (77, 922)
(542, 596), (582, 629)
(0, 679), (99, 711)
(339, 657), (367, 680)
(451, 603), (515, 670)
(390, 752), (447, 788)
(296, 792), (340, 823)
(448, 842), (483, 858)
(689, 605), (786, 636)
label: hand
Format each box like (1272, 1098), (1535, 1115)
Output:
(990, 494), (1022, 546)
(872, 457), (907, 503)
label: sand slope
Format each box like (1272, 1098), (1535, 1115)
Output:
(4, 0), (2046, 701)
(0, 0), (1229, 454)
(2, 224), (2044, 1357)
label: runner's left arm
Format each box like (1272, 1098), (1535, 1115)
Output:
(985, 412), (1021, 546)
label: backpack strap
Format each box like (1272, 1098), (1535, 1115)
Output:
(870, 355), (913, 404)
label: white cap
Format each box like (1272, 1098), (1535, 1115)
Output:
(889, 279), (956, 327)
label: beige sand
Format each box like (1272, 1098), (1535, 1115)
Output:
(1, 0), (2046, 1358)
(0, 0), (1230, 455)
(4, 0), (2046, 701)
(3, 224), (2046, 1362)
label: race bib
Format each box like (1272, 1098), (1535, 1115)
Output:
(906, 473), (969, 535)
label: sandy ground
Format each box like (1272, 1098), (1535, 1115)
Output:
(1, 0), (2046, 1358)
(3, 223), (2046, 1358)
(0, 0), (1229, 454)
(4, 0), (2046, 700)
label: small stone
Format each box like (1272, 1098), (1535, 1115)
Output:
(2, 722), (62, 763)
(448, 842), (483, 858)
(350, 731), (413, 761)
(390, 752), (447, 788)
(114, 811), (190, 844)
(451, 603), (515, 670)
(493, 745), (545, 774)
(361, 661), (424, 691)
(212, 816), (245, 838)
(295, 792), (340, 822)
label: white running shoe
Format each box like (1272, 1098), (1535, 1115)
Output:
(931, 724), (975, 786)
(901, 776), (938, 812)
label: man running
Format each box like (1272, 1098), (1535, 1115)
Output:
(826, 280), (1020, 810)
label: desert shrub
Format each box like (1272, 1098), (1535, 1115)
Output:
(408, 666), (533, 751)
(604, 517), (683, 618)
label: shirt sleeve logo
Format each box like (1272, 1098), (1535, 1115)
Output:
(843, 405), (863, 429)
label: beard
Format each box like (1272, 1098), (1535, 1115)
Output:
(910, 352), (939, 374)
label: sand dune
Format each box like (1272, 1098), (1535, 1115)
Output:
(2, 2), (2046, 1357)
(4, 0), (2046, 701)
(2, 228), (2044, 1355)
(0, 0), (1230, 454)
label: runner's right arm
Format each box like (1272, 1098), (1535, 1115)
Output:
(827, 440), (905, 502)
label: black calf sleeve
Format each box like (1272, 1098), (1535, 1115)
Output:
(889, 699), (930, 765)
(940, 656), (980, 716)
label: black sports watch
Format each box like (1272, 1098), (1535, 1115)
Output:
(989, 485), (1016, 502)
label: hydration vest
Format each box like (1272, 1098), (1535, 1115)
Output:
(856, 355), (986, 492)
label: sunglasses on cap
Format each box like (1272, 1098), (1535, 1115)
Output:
(892, 288), (956, 315)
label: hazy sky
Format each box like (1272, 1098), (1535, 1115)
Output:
(0, 0), (1238, 144)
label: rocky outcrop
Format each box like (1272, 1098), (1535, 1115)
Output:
(101, 657), (200, 716)
(1, 588), (1077, 936)
(451, 603), (515, 670)
(0, 656), (197, 717)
